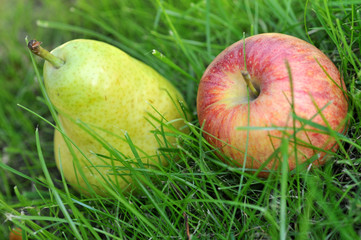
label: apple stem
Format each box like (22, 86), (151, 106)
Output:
(241, 70), (259, 97)
(28, 40), (64, 68)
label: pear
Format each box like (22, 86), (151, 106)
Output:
(28, 39), (189, 196)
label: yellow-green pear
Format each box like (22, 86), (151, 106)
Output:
(28, 39), (190, 196)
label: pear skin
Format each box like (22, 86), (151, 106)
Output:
(32, 39), (190, 196)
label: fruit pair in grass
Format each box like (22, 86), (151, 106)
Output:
(29, 32), (348, 195)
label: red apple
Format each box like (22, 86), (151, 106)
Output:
(197, 33), (348, 177)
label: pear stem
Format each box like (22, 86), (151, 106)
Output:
(28, 40), (64, 68)
(241, 70), (259, 98)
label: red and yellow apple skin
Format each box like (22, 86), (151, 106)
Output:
(197, 33), (348, 177)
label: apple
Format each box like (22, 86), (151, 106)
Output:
(197, 33), (348, 176)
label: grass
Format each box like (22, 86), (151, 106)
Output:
(1, 0), (361, 239)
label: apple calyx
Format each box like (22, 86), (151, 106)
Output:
(28, 40), (65, 68)
(241, 70), (259, 98)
